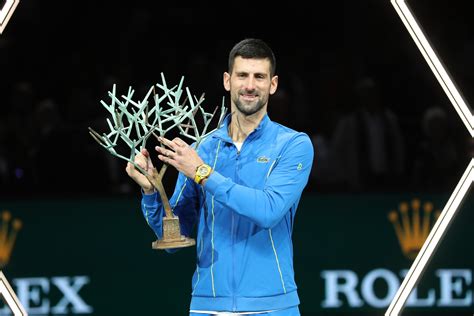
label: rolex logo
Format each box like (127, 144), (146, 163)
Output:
(388, 198), (440, 260)
(0, 210), (22, 267)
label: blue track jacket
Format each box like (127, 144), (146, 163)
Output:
(141, 114), (314, 312)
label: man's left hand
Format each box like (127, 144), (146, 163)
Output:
(156, 137), (204, 179)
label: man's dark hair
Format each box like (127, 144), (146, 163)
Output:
(228, 38), (277, 76)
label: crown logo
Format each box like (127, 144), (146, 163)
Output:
(388, 198), (440, 260)
(0, 210), (22, 268)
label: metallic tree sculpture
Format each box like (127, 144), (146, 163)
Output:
(89, 73), (226, 249)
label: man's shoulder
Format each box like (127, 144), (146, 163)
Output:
(266, 122), (313, 161)
(270, 121), (311, 143)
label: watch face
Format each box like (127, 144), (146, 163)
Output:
(195, 164), (211, 184)
(198, 165), (209, 176)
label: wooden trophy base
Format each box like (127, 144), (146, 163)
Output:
(152, 216), (195, 249)
(152, 236), (196, 249)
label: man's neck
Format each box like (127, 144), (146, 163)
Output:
(228, 110), (266, 143)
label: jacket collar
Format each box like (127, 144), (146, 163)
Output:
(213, 113), (271, 143)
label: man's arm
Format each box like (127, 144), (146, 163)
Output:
(154, 134), (314, 229)
(126, 147), (200, 243)
(141, 172), (199, 240)
(204, 133), (314, 229)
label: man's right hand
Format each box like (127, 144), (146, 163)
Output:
(125, 148), (155, 194)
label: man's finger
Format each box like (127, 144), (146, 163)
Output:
(125, 162), (132, 174)
(158, 137), (177, 150)
(141, 148), (150, 157)
(158, 154), (177, 167)
(155, 146), (168, 156)
(173, 137), (188, 148)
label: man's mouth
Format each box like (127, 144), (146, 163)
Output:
(241, 94), (257, 101)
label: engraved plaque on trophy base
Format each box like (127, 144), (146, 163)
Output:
(152, 216), (196, 249)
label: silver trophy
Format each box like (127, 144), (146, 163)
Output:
(89, 73), (226, 249)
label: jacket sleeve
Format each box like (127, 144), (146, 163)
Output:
(204, 132), (314, 229)
(141, 171), (200, 242)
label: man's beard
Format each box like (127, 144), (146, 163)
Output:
(233, 94), (267, 116)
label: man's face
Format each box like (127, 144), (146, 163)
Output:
(224, 56), (278, 116)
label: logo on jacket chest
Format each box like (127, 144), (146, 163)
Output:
(257, 156), (271, 163)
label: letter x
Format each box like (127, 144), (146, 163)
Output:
(0, 0), (19, 34)
(51, 276), (93, 313)
(387, 1), (474, 315)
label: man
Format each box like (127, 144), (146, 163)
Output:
(126, 38), (314, 316)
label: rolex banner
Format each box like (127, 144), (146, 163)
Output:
(0, 194), (472, 315)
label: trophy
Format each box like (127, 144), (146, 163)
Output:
(88, 73), (226, 249)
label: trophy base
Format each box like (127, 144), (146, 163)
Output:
(152, 236), (196, 250)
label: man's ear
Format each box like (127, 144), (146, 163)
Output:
(223, 72), (231, 92)
(270, 75), (279, 95)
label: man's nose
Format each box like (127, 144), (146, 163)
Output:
(243, 77), (256, 90)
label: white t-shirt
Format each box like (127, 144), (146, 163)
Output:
(234, 142), (243, 151)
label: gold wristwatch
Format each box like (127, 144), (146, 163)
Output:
(194, 164), (212, 184)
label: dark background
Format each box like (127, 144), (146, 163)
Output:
(1, 1), (474, 316)
(0, 0), (473, 198)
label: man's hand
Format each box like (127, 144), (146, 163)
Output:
(156, 137), (204, 179)
(125, 148), (155, 194)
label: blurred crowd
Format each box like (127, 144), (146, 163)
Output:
(0, 1), (472, 197)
